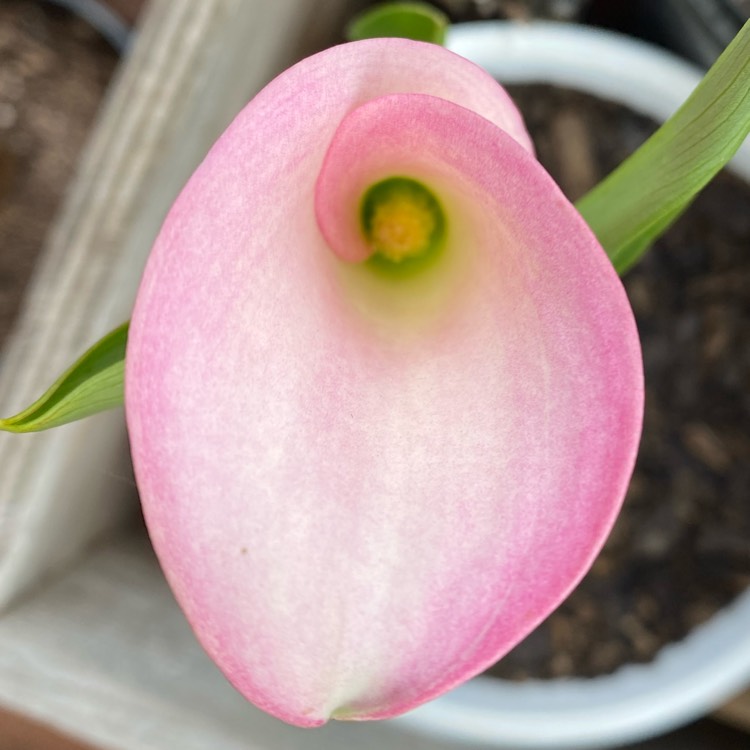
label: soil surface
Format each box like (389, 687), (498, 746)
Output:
(0, 0), (118, 346)
(431, 0), (586, 23)
(487, 85), (750, 680)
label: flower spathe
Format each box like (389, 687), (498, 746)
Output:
(125, 39), (643, 727)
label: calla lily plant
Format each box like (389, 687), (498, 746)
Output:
(129, 36), (642, 726)
(2, 2), (749, 730)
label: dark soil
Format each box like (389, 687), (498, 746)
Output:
(431, 0), (587, 23)
(0, 0), (118, 346)
(487, 86), (750, 680)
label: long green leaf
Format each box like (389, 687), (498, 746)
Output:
(346, 2), (448, 45)
(576, 21), (750, 273)
(0, 322), (128, 433)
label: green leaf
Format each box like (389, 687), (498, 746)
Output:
(576, 21), (750, 274)
(346, 2), (448, 45)
(0, 321), (128, 433)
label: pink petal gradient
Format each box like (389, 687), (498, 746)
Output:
(125, 39), (643, 728)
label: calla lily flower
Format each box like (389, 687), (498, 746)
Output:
(125, 39), (643, 727)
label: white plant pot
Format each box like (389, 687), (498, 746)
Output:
(393, 21), (750, 750)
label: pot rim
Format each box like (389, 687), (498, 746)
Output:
(394, 20), (750, 750)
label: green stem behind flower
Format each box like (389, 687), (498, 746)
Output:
(345, 2), (448, 45)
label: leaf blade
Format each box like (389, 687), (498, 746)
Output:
(576, 21), (750, 273)
(0, 321), (128, 433)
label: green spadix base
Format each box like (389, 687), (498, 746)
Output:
(360, 176), (446, 277)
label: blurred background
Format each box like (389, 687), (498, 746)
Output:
(0, 1), (748, 748)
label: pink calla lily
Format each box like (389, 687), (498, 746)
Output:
(125, 39), (643, 727)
